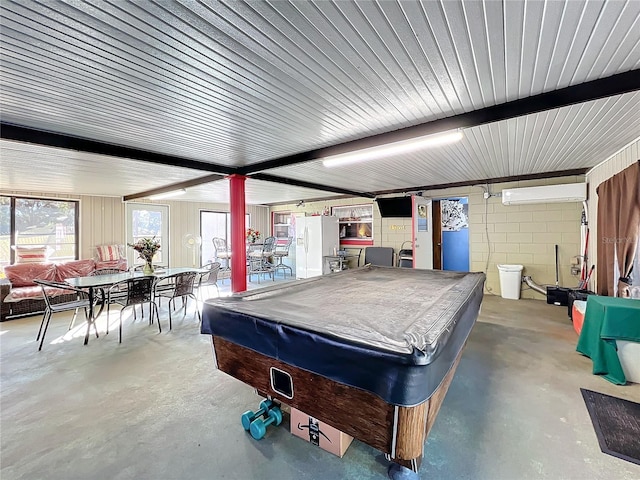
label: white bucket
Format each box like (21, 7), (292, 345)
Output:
(497, 264), (524, 300)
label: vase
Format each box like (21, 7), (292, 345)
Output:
(142, 261), (154, 275)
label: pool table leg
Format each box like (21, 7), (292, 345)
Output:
(387, 458), (422, 479)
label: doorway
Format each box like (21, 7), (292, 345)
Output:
(200, 211), (250, 265)
(126, 203), (169, 267)
(414, 197), (470, 271)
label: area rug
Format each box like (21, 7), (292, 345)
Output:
(581, 388), (640, 465)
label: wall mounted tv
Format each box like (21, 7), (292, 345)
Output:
(375, 196), (413, 218)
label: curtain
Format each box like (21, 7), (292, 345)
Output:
(596, 161), (640, 296)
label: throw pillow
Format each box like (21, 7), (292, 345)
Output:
(14, 246), (50, 264)
(96, 244), (122, 262)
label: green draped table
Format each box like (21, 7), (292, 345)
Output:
(576, 295), (640, 384)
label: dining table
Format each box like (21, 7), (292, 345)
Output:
(65, 267), (207, 345)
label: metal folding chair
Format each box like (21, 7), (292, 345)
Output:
(34, 279), (92, 351)
(107, 276), (160, 343)
(154, 271), (200, 329)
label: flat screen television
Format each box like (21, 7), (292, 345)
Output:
(375, 197), (412, 218)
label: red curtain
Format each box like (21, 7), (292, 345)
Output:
(596, 161), (640, 296)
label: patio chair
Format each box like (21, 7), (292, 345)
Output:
(196, 261), (221, 301)
(272, 236), (294, 278)
(154, 271), (200, 329)
(107, 276), (160, 343)
(34, 279), (92, 351)
(89, 267), (129, 324)
(248, 236), (276, 283)
(212, 237), (231, 269)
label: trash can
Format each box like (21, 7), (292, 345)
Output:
(497, 264), (524, 300)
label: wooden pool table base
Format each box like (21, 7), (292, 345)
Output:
(212, 336), (464, 478)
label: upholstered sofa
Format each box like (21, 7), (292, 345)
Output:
(0, 258), (127, 321)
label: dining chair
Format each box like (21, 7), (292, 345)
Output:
(248, 236), (276, 283)
(89, 267), (129, 323)
(212, 237), (231, 270)
(272, 236), (294, 278)
(34, 279), (92, 351)
(107, 276), (160, 343)
(196, 261), (221, 301)
(154, 271), (200, 329)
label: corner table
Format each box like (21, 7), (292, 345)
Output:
(576, 295), (640, 384)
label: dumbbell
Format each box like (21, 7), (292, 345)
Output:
(249, 406), (283, 440)
(241, 399), (273, 431)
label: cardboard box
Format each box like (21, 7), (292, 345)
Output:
(290, 408), (353, 457)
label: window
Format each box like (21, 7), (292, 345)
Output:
(126, 203), (169, 267)
(201, 211), (250, 264)
(0, 195), (79, 268)
(272, 211), (293, 244)
(331, 204), (374, 245)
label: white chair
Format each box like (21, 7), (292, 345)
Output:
(212, 237), (231, 270)
(273, 236), (294, 277)
(248, 236), (276, 283)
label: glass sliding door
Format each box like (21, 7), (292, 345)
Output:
(126, 203), (169, 267)
(200, 211), (249, 264)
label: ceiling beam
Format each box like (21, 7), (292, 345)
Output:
(123, 174), (227, 201)
(239, 70), (640, 175)
(369, 168), (589, 197)
(0, 124), (236, 175)
(251, 173), (375, 198)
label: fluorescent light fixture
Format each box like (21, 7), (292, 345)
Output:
(322, 130), (463, 168)
(149, 188), (186, 200)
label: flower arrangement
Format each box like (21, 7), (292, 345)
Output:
(246, 228), (261, 243)
(128, 237), (161, 265)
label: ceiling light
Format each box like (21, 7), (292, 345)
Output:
(322, 130), (463, 168)
(149, 188), (186, 200)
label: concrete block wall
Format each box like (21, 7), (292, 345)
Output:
(469, 186), (583, 299)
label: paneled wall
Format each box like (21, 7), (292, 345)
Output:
(272, 175), (585, 300)
(585, 137), (640, 292)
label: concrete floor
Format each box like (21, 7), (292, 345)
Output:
(1, 282), (639, 480)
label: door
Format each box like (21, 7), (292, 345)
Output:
(201, 211), (250, 265)
(295, 215), (307, 278)
(432, 200), (442, 269)
(305, 216), (325, 278)
(441, 198), (470, 271)
(126, 203), (169, 267)
(413, 197), (433, 269)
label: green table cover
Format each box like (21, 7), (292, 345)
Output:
(576, 295), (640, 384)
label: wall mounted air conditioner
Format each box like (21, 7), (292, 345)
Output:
(501, 183), (587, 205)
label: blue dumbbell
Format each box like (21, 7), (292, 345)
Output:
(241, 399), (273, 431)
(249, 407), (283, 440)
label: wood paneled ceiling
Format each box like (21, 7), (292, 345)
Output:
(1, 0), (639, 204)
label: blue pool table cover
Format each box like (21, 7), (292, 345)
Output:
(202, 266), (485, 407)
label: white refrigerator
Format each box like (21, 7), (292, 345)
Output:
(295, 215), (340, 279)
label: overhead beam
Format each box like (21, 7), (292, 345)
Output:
(250, 173), (375, 198)
(239, 70), (640, 175)
(369, 168), (589, 197)
(0, 124), (236, 175)
(123, 173), (226, 201)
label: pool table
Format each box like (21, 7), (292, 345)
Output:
(202, 265), (485, 478)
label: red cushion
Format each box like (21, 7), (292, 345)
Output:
(55, 259), (96, 281)
(3, 263), (57, 287)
